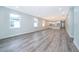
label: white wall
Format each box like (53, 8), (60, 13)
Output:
(65, 7), (79, 49)
(65, 7), (74, 38)
(0, 7), (48, 39)
(74, 7), (79, 49)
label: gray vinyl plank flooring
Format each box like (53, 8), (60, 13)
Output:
(0, 29), (78, 52)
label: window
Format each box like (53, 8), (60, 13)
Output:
(10, 14), (21, 28)
(34, 18), (38, 27)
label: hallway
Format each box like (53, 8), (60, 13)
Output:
(0, 29), (78, 52)
(0, 6), (79, 52)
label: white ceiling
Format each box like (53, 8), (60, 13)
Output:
(6, 6), (70, 21)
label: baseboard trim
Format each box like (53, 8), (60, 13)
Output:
(0, 28), (49, 40)
(66, 29), (74, 38)
(73, 40), (79, 51)
(66, 30), (79, 51)
(65, 29), (75, 43)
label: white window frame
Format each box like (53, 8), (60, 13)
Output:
(33, 18), (38, 27)
(10, 14), (21, 29)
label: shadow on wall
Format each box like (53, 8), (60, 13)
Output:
(65, 6), (79, 50)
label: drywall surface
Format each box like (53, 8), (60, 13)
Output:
(74, 7), (79, 49)
(65, 6), (79, 49)
(65, 7), (74, 38)
(0, 7), (48, 39)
